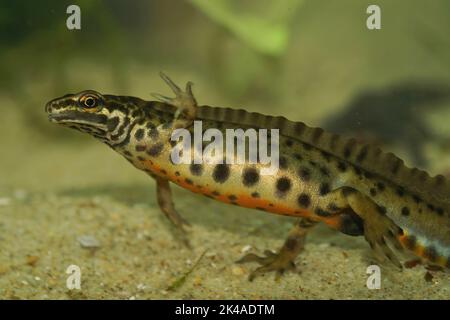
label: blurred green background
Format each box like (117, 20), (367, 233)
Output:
(1, 0), (450, 177)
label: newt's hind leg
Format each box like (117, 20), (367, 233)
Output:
(338, 187), (404, 268)
(152, 72), (197, 130)
(155, 176), (191, 247)
(237, 218), (318, 281)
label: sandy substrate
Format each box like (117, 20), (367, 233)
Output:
(0, 109), (448, 300)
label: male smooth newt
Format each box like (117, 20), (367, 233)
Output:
(46, 73), (450, 280)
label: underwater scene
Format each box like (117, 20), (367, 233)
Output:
(0, 0), (449, 301)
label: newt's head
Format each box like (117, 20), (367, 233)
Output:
(45, 90), (146, 145)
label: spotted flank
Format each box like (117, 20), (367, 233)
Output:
(46, 72), (450, 280)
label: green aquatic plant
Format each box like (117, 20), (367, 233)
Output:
(167, 250), (207, 291)
(189, 0), (304, 56)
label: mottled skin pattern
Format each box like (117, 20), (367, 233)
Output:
(46, 73), (450, 280)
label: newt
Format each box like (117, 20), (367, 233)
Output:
(45, 73), (450, 280)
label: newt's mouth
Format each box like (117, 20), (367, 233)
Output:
(47, 110), (108, 125)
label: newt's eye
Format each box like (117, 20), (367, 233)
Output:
(80, 95), (98, 108)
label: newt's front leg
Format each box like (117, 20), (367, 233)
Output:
(151, 72), (198, 246)
(237, 218), (319, 281)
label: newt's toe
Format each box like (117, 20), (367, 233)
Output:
(237, 250), (298, 281)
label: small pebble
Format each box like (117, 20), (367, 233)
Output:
(0, 197), (11, 206)
(241, 245), (252, 253)
(77, 235), (101, 249)
(136, 283), (147, 291)
(231, 266), (245, 276)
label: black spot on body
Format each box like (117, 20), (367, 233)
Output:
(190, 164), (203, 176)
(242, 168), (260, 187)
(147, 143), (164, 157)
(148, 128), (159, 139)
(297, 193), (310, 208)
(228, 195), (237, 201)
(134, 128), (144, 141)
(131, 109), (141, 118)
(213, 164), (230, 183)
(251, 192), (260, 198)
(276, 177), (291, 194)
(185, 178), (193, 185)
(370, 188), (377, 197)
(135, 145), (146, 152)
